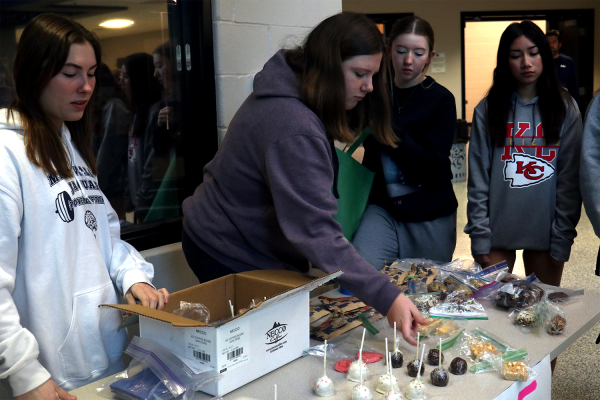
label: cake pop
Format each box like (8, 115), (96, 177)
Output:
(406, 333), (424, 377)
(430, 339), (449, 387)
(426, 349), (444, 366)
(351, 329), (372, 400)
(376, 338), (399, 394)
(449, 357), (467, 375)
(348, 328), (369, 382)
(383, 351), (404, 399)
(404, 345), (427, 400)
(314, 340), (334, 397)
(391, 322), (404, 368)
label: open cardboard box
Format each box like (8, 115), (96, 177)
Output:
(103, 269), (342, 396)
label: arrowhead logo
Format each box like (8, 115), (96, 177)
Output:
(504, 153), (555, 188)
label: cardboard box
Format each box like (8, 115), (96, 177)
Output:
(103, 269), (342, 396)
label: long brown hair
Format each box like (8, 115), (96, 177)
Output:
(9, 13), (100, 178)
(286, 12), (397, 147)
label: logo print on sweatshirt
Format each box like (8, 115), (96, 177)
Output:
(128, 138), (137, 164)
(504, 153), (555, 188)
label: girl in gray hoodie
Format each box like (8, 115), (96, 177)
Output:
(465, 21), (582, 286)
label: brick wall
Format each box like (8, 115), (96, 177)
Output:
(212, 0), (342, 144)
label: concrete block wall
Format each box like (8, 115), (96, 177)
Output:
(212, 0), (342, 144)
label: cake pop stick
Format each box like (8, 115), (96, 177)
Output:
(229, 300), (234, 317)
(416, 332), (420, 361)
(323, 340), (328, 377)
(274, 384), (277, 400)
(418, 344), (426, 383)
(393, 321), (397, 352)
(439, 338), (442, 370)
(359, 327), (366, 364)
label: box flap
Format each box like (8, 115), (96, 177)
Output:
(101, 304), (208, 327)
(101, 270), (342, 327)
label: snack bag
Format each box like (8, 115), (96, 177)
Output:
(489, 351), (537, 382)
(508, 304), (541, 332)
(540, 297), (567, 335)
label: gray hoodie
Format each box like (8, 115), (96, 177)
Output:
(581, 93), (600, 237)
(182, 51), (402, 314)
(465, 93), (582, 262)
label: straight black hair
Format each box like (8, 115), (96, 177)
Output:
(487, 21), (566, 146)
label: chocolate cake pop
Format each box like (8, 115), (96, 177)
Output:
(449, 357), (467, 375)
(391, 322), (404, 368)
(427, 348), (444, 366)
(430, 339), (449, 387)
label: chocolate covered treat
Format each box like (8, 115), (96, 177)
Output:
(514, 310), (537, 327)
(450, 284), (473, 297)
(427, 281), (447, 293)
(427, 349), (444, 366)
(407, 360), (425, 377)
(430, 367), (449, 387)
(391, 351), (404, 368)
(469, 278), (486, 289)
(493, 280), (544, 308)
(449, 357), (467, 375)
(546, 315), (567, 335)
(548, 292), (569, 303)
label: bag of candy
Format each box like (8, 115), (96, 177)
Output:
(540, 297), (567, 335)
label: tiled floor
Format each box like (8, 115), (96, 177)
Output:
(452, 181), (600, 399)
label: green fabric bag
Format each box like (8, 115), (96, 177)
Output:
(333, 128), (375, 240)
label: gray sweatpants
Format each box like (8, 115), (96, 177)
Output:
(352, 205), (457, 271)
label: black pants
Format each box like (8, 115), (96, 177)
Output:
(181, 228), (235, 283)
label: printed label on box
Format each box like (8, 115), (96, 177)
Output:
(219, 319), (250, 374)
(187, 328), (217, 368)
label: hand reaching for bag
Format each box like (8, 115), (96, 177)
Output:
(125, 283), (169, 310)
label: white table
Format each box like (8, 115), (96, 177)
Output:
(72, 291), (600, 400)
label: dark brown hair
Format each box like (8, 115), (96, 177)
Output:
(286, 12), (396, 147)
(487, 21), (566, 146)
(545, 29), (562, 42)
(9, 13), (100, 178)
(387, 15), (435, 72)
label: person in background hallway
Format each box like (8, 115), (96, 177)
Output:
(92, 63), (129, 219)
(182, 12), (427, 346)
(352, 16), (458, 270)
(0, 14), (169, 399)
(120, 53), (162, 223)
(546, 29), (579, 105)
(465, 21), (582, 286)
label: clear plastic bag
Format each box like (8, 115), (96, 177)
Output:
(98, 336), (221, 400)
(407, 293), (441, 313)
(172, 301), (210, 323)
(437, 258), (482, 274)
(508, 305), (541, 332)
(540, 298), (567, 335)
(488, 280), (545, 309)
(428, 294), (488, 320)
(454, 328), (513, 364)
(490, 352), (537, 382)
(471, 261), (509, 281)
(533, 282), (584, 304)
(388, 258), (441, 271)
(418, 317), (466, 339)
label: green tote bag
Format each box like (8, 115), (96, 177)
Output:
(333, 128), (375, 240)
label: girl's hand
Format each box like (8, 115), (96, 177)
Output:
(15, 379), (76, 400)
(125, 283), (169, 310)
(386, 293), (428, 346)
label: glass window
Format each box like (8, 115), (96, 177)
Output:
(0, 0), (218, 250)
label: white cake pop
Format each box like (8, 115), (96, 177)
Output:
(376, 338), (399, 393)
(314, 340), (335, 397)
(383, 350), (403, 399)
(404, 379), (426, 400)
(404, 344), (427, 400)
(351, 384), (373, 400)
(347, 328), (369, 382)
(347, 360), (369, 382)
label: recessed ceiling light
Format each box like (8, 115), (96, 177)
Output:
(99, 19), (134, 29)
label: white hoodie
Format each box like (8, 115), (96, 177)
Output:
(0, 109), (154, 395)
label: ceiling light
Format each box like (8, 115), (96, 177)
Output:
(99, 19), (134, 29)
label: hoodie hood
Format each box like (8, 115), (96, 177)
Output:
(252, 50), (301, 100)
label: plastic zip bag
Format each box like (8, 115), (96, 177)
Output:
(172, 301), (210, 323)
(540, 297), (567, 335)
(453, 328), (514, 364)
(489, 351), (538, 381)
(428, 294), (488, 320)
(97, 338), (223, 400)
(508, 304), (541, 332)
